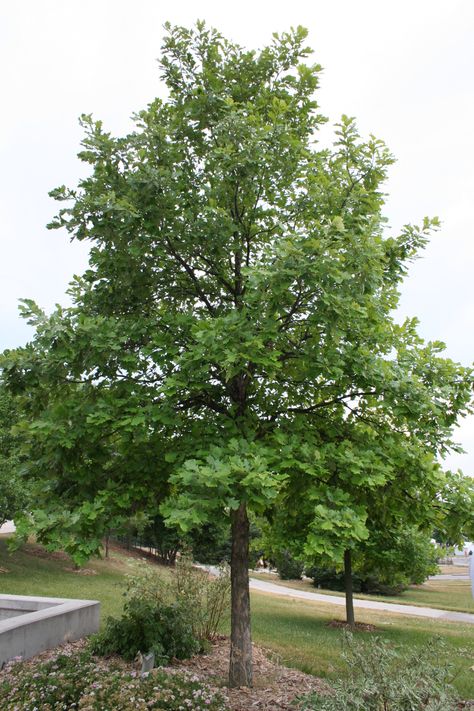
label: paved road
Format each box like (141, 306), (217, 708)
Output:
(430, 574), (469, 581)
(249, 577), (474, 625)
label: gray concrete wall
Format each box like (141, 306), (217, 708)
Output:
(0, 595), (100, 666)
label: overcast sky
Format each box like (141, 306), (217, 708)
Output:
(1, 0), (473, 473)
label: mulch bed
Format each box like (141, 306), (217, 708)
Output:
(1, 638), (328, 711)
(163, 637), (329, 710)
(326, 619), (377, 632)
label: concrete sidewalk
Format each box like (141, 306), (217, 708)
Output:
(249, 577), (474, 625)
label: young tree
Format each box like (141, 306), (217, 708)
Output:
(264, 416), (452, 627)
(2, 23), (472, 685)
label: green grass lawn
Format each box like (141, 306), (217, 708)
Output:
(0, 538), (136, 620)
(1, 539), (473, 699)
(250, 571), (474, 614)
(250, 591), (474, 700)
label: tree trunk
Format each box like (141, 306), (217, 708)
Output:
(229, 501), (253, 688)
(344, 549), (356, 629)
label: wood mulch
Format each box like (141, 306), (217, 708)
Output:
(326, 619), (376, 632)
(163, 637), (330, 710)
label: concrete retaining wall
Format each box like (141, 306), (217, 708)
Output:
(0, 594), (100, 666)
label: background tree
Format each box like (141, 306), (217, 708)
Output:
(0, 382), (28, 527)
(2, 23), (472, 686)
(266, 412), (471, 627)
(434, 470), (474, 546)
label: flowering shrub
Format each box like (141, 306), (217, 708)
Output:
(0, 650), (228, 710)
(1, 650), (101, 710)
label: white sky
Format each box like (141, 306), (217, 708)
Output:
(1, 0), (473, 474)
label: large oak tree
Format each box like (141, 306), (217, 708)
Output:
(2, 23), (472, 686)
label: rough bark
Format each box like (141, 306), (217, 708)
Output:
(344, 548), (356, 628)
(229, 501), (253, 687)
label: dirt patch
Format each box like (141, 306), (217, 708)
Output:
(326, 619), (377, 632)
(162, 638), (329, 710)
(0, 566), (9, 573)
(63, 567), (98, 575)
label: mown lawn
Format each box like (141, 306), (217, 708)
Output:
(250, 591), (474, 700)
(1, 539), (473, 699)
(250, 571), (474, 613)
(439, 563), (470, 576)
(0, 537), (141, 620)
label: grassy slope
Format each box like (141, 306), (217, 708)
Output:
(250, 572), (474, 614)
(1, 539), (473, 699)
(0, 538), (134, 620)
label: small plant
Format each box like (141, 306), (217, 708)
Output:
(0, 649), (228, 710)
(297, 633), (462, 710)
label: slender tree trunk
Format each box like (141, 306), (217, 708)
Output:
(229, 501), (253, 688)
(344, 549), (356, 629)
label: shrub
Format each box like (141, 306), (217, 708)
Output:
(91, 556), (231, 664)
(360, 576), (406, 596)
(298, 633), (460, 710)
(274, 550), (304, 580)
(126, 555), (231, 642)
(0, 649), (228, 710)
(356, 527), (440, 588)
(306, 567), (358, 592)
(90, 597), (199, 664)
(174, 555), (231, 640)
(306, 567), (405, 596)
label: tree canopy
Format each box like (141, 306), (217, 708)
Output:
(2, 22), (472, 686)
